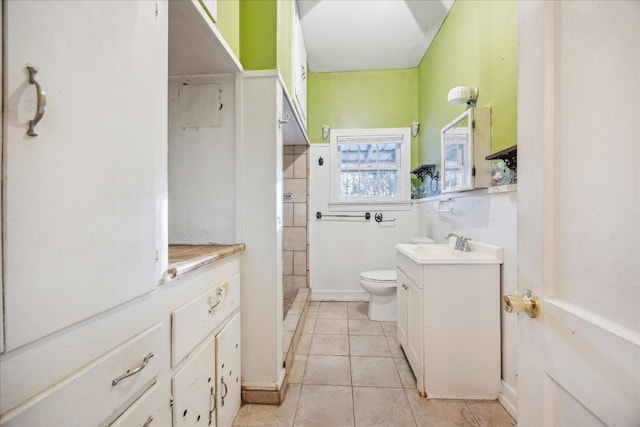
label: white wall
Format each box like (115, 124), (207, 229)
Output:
(416, 187), (518, 417)
(168, 74), (237, 244)
(309, 144), (419, 300)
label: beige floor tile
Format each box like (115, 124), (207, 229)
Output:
(294, 385), (354, 427)
(348, 319), (384, 335)
(317, 302), (348, 319)
(314, 318), (349, 335)
(301, 317), (316, 334)
(386, 336), (405, 358)
(404, 390), (478, 427)
(296, 334), (312, 354)
(353, 387), (417, 427)
(288, 354), (308, 384)
(350, 356), (401, 387)
(347, 301), (369, 319)
(394, 356), (417, 389)
(465, 400), (516, 427)
(306, 304), (319, 319)
(349, 335), (391, 357)
(303, 355), (351, 386)
(309, 334), (350, 355)
(381, 321), (397, 337)
(233, 383), (301, 427)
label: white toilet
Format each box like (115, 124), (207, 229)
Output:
(359, 237), (435, 321)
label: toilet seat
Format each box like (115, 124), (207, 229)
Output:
(359, 269), (396, 284)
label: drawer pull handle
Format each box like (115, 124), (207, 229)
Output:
(112, 352), (154, 386)
(208, 288), (225, 314)
(26, 64), (47, 137)
(220, 376), (228, 407)
(143, 415), (154, 427)
(209, 386), (216, 424)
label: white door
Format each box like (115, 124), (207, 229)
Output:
(516, 1), (640, 425)
(3, 1), (166, 349)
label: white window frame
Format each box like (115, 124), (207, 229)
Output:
(329, 127), (411, 207)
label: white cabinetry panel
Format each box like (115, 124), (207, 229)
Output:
(0, 324), (163, 426)
(172, 273), (240, 366)
(216, 313), (241, 427)
(293, 11), (307, 127)
(3, 0), (167, 350)
(172, 338), (217, 427)
(110, 381), (171, 427)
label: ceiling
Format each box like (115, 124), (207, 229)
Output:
(297, 0), (454, 73)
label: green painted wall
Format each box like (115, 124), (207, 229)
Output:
(239, 0), (295, 94)
(240, 0), (277, 70)
(417, 0), (517, 166)
(277, 0), (294, 94)
(216, 0), (241, 59)
(308, 70), (419, 163)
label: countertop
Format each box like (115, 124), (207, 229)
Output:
(163, 244), (245, 282)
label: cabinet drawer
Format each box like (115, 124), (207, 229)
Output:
(0, 324), (163, 426)
(110, 381), (171, 427)
(172, 273), (240, 366)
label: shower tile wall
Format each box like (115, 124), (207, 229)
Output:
(283, 145), (309, 315)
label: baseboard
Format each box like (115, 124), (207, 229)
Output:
(310, 289), (369, 301)
(241, 369), (288, 405)
(498, 380), (518, 421)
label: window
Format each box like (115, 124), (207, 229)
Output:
(330, 128), (411, 204)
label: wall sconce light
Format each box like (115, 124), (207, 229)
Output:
(322, 125), (330, 140)
(410, 122), (420, 137)
(447, 86), (479, 106)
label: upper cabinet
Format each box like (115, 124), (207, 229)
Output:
(293, 9), (308, 128)
(440, 108), (492, 193)
(2, 1), (167, 350)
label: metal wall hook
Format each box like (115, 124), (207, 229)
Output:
(374, 213), (396, 223)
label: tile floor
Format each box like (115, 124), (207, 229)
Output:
(233, 301), (517, 427)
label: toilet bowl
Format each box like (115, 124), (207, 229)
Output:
(359, 269), (398, 321)
(359, 236), (434, 321)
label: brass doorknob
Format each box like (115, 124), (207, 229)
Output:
(502, 290), (540, 318)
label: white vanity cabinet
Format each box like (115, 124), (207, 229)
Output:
(440, 108), (492, 193)
(2, 0), (167, 350)
(396, 243), (502, 400)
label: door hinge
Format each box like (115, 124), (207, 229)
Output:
(472, 166), (476, 176)
(155, 250), (159, 261)
(472, 119), (476, 129)
(169, 395), (174, 408)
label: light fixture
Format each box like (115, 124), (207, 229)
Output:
(411, 122), (420, 137)
(447, 86), (479, 106)
(322, 125), (330, 140)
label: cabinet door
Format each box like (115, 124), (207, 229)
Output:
(216, 313), (241, 427)
(293, 12), (307, 126)
(396, 269), (408, 350)
(3, 1), (167, 349)
(172, 338), (217, 427)
(406, 277), (423, 380)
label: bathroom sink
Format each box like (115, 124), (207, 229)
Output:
(396, 241), (503, 264)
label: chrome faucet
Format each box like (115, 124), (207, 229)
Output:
(445, 233), (472, 252)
